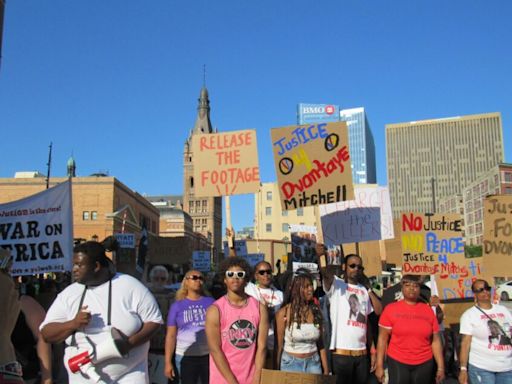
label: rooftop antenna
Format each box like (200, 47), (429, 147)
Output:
(203, 64), (206, 87)
(46, 142), (53, 189)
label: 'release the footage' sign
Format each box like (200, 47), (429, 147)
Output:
(192, 130), (260, 196)
(271, 122), (354, 210)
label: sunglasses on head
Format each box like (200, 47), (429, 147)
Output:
(348, 264), (364, 271)
(186, 275), (204, 281)
(225, 270), (246, 279)
(473, 285), (492, 293)
(257, 269), (272, 276)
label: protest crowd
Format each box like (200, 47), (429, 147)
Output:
(1, 238), (511, 384)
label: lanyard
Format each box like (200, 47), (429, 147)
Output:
(71, 279), (112, 346)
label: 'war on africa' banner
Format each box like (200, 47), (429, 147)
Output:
(271, 121), (354, 210)
(0, 180), (73, 276)
(191, 129), (260, 196)
(401, 212), (482, 300)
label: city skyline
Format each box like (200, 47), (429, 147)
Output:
(1, 1), (511, 232)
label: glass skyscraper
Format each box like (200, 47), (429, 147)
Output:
(339, 107), (376, 184)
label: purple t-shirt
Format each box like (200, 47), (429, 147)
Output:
(167, 296), (214, 356)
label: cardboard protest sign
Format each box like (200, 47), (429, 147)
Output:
(271, 122), (354, 210)
(192, 250), (211, 272)
(0, 180), (73, 276)
(401, 213), (464, 274)
(483, 195), (512, 279)
(435, 253), (483, 301)
(320, 185), (394, 245)
(339, 241), (383, 278)
(381, 219), (403, 266)
(260, 368), (335, 384)
(192, 130), (260, 196)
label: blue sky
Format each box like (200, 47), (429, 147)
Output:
(1, 1), (510, 231)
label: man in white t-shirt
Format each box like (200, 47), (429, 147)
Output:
(40, 240), (163, 383)
(322, 254), (382, 384)
(245, 261), (283, 368)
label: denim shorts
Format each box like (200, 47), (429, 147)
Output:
(468, 364), (512, 384)
(281, 350), (322, 374)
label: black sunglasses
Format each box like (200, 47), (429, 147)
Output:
(473, 286), (492, 293)
(186, 275), (204, 281)
(257, 269), (272, 276)
(348, 264), (364, 271)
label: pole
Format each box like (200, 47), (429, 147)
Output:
(225, 196), (236, 257)
(431, 177), (436, 213)
(46, 142), (53, 189)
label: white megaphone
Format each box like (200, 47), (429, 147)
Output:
(67, 327), (125, 383)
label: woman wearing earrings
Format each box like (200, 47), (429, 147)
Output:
(206, 257), (268, 384)
(165, 270), (214, 384)
(275, 271), (329, 375)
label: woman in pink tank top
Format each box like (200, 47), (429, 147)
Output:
(206, 257), (269, 384)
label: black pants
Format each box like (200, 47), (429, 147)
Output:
(180, 355), (209, 384)
(332, 354), (369, 384)
(387, 356), (434, 384)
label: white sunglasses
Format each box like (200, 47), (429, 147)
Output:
(225, 270), (246, 279)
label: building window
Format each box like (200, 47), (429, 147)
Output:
(265, 207), (272, 216)
(82, 211), (89, 220)
(190, 177), (194, 188)
(91, 211), (97, 220)
(505, 186), (512, 195)
(282, 210), (288, 217)
(297, 207), (304, 216)
(505, 172), (512, 182)
(282, 223), (289, 232)
(202, 200), (208, 212)
(266, 191), (272, 201)
(266, 223), (272, 232)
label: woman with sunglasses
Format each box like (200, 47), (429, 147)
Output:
(275, 271), (329, 375)
(375, 275), (445, 384)
(165, 270), (214, 384)
(206, 257), (268, 384)
(245, 261), (283, 368)
(458, 279), (512, 384)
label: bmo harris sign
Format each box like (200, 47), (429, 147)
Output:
(298, 103), (340, 125)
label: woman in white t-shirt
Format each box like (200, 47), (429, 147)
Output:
(40, 238), (163, 383)
(275, 271), (328, 375)
(458, 279), (512, 384)
(245, 261), (283, 368)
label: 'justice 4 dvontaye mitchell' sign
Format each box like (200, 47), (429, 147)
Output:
(271, 122), (354, 210)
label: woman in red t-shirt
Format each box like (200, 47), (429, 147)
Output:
(375, 275), (445, 384)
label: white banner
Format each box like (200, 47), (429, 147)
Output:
(0, 180), (73, 276)
(320, 185), (394, 245)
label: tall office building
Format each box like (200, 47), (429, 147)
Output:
(386, 112), (504, 217)
(297, 104), (376, 184)
(340, 107), (376, 184)
(183, 87), (222, 258)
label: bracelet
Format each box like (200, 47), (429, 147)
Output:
(460, 366), (467, 371)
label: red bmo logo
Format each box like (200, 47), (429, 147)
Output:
(325, 105), (335, 115)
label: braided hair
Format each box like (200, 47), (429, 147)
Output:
(284, 271), (323, 330)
